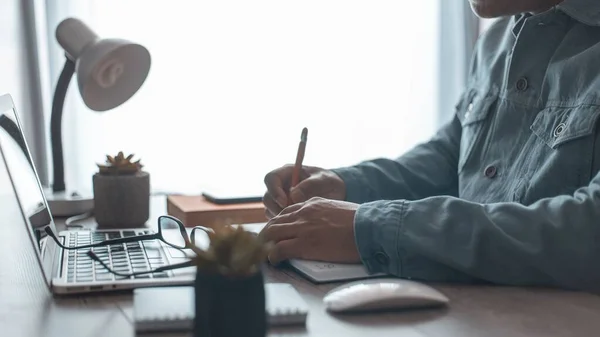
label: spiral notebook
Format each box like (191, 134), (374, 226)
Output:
(133, 283), (309, 333)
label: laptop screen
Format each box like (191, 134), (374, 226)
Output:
(0, 94), (58, 287)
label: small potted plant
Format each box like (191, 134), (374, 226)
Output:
(93, 151), (150, 228)
(188, 225), (271, 337)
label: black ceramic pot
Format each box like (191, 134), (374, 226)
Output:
(194, 268), (267, 337)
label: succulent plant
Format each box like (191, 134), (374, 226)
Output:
(188, 226), (272, 277)
(97, 151), (143, 175)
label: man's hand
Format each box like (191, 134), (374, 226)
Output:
(262, 165), (346, 219)
(259, 197), (361, 265)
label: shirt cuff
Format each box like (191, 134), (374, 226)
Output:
(355, 198), (486, 283)
(331, 166), (375, 204)
(353, 200), (406, 276)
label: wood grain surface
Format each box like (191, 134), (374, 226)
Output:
(2, 190), (600, 337)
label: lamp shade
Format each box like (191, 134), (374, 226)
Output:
(55, 18), (151, 111)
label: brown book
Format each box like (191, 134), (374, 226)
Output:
(166, 194), (267, 228)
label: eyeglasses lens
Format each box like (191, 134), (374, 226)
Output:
(191, 227), (211, 249)
(159, 217), (187, 249)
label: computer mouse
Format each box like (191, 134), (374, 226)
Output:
(322, 278), (449, 313)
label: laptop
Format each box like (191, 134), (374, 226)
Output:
(0, 93), (197, 294)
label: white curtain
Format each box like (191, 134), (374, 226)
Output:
(36, 0), (466, 197)
(0, 0), (49, 185)
(438, 1), (479, 125)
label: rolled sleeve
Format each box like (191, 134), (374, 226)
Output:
(353, 200), (406, 275)
(353, 199), (478, 283)
(350, 170), (600, 292)
(353, 199), (521, 284)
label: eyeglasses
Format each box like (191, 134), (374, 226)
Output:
(45, 215), (210, 251)
(45, 215), (213, 278)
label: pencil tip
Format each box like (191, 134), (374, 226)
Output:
(301, 127), (308, 142)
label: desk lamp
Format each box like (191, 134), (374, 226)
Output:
(48, 18), (151, 216)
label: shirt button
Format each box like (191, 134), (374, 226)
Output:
(516, 77), (529, 91)
(484, 165), (497, 178)
(465, 102), (474, 119)
(467, 102), (474, 112)
(553, 123), (566, 137)
(374, 252), (389, 266)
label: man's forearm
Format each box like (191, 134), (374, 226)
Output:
(332, 116), (461, 204)
(353, 170), (600, 293)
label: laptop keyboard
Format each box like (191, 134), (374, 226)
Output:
(65, 230), (170, 283)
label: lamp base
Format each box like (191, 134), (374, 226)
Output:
(44, 188), (94, 217)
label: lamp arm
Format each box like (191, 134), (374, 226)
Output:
(50, 58), (75, 193)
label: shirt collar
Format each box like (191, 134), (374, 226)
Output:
(511, 13), (532, 37)
(511, 0), (600, 38)
(557, 0), (600, 26)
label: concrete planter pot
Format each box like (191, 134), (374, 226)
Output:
(92, 171), (150, 228)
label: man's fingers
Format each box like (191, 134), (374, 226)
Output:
(263, 204), (301, 227)
(278, 202), (303, 216)
(264, 169), (291, 208)
(289, 177), (326, 204)
(265, 208), (275, 219)
(262, 192), (282, 218)
(268, 239), (302, 265)
(289, 187), (308, 204)
(260, 222), (297, 244)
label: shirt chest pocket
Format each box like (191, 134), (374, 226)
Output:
(455, 88), (499, 173)
(528, 104), (600, 194)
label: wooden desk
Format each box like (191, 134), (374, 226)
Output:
(3, 194), (600, 337)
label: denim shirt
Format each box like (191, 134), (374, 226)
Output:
(332, 0), (600, 293)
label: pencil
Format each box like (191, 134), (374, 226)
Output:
(290, 127), (308, 189)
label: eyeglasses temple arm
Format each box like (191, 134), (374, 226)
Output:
(153, 260), (196, 272)
(87, 251), (195, 277)
(45, 227), (158, 249)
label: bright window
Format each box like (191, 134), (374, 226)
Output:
(47, 1), (440, 196)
